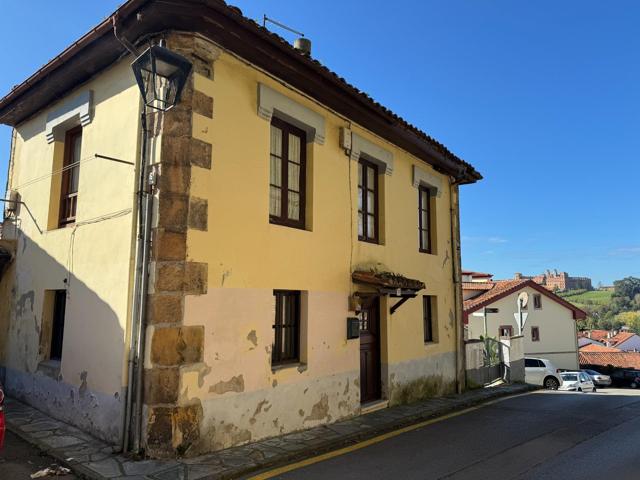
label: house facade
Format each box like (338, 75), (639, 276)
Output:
(0, 0), (481, 458)
(463, 279), (585, 370)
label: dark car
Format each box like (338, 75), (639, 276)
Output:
(611, 369), (640, 388)
(582, 369), (612, 387)
(0, 382), (4, 449)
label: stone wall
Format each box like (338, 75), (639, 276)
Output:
(143, 33), (217, 458)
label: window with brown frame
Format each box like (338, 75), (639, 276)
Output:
(269, 118), (306, 229)
(499, 325), (513, 337)
(533, 294), (542, 309)
(423, 295), (435, 343)
(59, 126), (82, 226)
(358, 159), (378, 243)
(531, 326), (540, 342)
(418, 186), (432, 253)
(272, 290), (301, 366)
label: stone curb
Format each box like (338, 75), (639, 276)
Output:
(6, 384), (538, 480)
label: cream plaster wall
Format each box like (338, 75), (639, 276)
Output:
(467, 286), (579, 370)
(182, 50), (459, 447)
(1, 59), (140, 442)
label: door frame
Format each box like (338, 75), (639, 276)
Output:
(359, 295), (382, 404)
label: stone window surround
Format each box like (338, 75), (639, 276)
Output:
(348, 131), (394, 176)
(257, 83), (325, 145)
(45, 90), (93, 144)
(412, 165), (442, 198)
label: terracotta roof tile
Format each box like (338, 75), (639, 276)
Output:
(463, 280), (528, 311)
(462, 282), (494, 291)
(608, 332), (637, 347)
(579, 344), (621, 353)
(579, 351), (640, 370)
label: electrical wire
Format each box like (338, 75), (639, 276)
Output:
(11, 154), (99, 192)
(64, 207), (133, 289)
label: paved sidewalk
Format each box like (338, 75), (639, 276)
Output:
(6, 383), (536, 479)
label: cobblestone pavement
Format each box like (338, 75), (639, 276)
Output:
(5, 383), (535, 479)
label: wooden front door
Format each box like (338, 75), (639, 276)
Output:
(360, 298), (381, 403)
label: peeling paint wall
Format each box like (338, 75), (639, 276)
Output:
(176, 40), (461, 452)
(0, 59), (139, 443)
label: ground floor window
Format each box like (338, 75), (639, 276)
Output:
(272, 290), (300, 365)
(498, 325), (513, 338)
(50, 290), (67, 361)
(531, 326), (540, 342)
(423, 295), (436, 343)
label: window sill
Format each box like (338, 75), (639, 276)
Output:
(37, 359), (61, 379)
(424, 341), (438, 346)
(271, 362), (307, 374)
(269, 219), (308, 231)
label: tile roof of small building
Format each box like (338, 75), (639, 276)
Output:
(579, 344), (621, 353)
(608, 332), (638, 347)
(578, 330), (611, 342)
(461, 282), (494, 291)
(579, 351), (640, 370)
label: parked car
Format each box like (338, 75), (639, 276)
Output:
(525, 357), (561, 389)
(611, 369), (640, 389)
(0, 382), (5, 449)
(581, 369), (612, 387)
(559, 371), (596, 392)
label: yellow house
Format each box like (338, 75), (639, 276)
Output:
(0, 0), (481, 457)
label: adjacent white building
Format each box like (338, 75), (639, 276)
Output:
(463, 279), (586, 370)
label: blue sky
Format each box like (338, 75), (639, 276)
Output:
(1, 1), (638, 284)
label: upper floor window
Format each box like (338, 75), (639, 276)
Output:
(358, 159), (378, 243)
(59, 126), (82, 226)
(269, 118), (306, 229)
(418, 186), (432, 253)
(533, 294), (542, 309)
(272, 290), (301, 366)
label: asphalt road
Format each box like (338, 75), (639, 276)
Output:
(0, 430), (78, 479)
(263, 388), (640, 480)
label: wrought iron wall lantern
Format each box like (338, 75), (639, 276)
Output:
(131, 42), (192, 112)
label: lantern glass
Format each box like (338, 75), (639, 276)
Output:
(131, 45), (192, 112)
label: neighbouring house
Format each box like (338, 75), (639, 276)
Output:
(578, 330), (640, 352)
(607, 332), (640, 352)
(463, 279), (586, 370)
(461, 271), (494, 283)
(578, 329), (611, 344)
(0, 0), (481, 458)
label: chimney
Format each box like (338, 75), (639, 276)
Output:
(294, 37), (312, 56)
(514, 272), (522, 279)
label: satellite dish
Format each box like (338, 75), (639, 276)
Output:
(517, 292), (529, 308)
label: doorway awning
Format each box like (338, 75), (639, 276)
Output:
(352, 270), (425, 315)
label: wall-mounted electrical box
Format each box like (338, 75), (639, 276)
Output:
(347, 317), (360, 339)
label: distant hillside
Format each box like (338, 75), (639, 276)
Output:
(559, 289), (613, 308)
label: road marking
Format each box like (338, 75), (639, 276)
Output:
(248, 391), (534, 479)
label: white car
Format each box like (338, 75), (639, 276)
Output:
(525, 357), (561, 389)
(559, 371), (596, 392)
